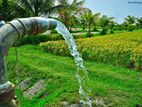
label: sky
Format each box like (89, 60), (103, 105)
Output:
(85, 0), (142, 23)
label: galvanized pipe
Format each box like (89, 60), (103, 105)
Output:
(0, 17), (57, 106)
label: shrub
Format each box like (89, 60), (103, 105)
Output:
(71, 29), (87, 33)
(85, 33), (94, 37)
(17, 33), (89, 46)
(40, 31), (142, 71)
(128, 25), (135, 31)
(17, 35), (49, 46)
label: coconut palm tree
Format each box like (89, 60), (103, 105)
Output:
(78, 15), (86, 30)
(92, 13), (101, 32)
(125, 15), (136, 25)
(0, 0), (26, 20)
(17, 0), (57, 16)
(136, 17), (142, 29)
(124, 15), (136, 31)
(79, 10), (100, 36)
(109, 20), (116, 33)
(57, 0), (85, 29)
(99, 15), (114, 35)
(77, 8), (90, 31)
(0, 0), (9, 18)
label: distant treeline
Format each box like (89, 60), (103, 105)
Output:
(0, 0), (142, 36)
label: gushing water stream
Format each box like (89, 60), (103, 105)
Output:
(55, 20), (92, 107)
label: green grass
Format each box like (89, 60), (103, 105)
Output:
(6, 45), (142, 107)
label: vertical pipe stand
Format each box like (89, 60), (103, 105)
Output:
(0, 82), (17, 107)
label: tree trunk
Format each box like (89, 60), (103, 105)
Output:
(94, 25), (98, 31)
(2, 0), (8, 7)
(34, 0), (39, 16)
(82, 24), (85, 30)
(88, 23), (91, 36)
(88, 17), (94, 37)
(69, 25), (72, 32)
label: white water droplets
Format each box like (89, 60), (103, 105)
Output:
(55, 20), (92, 107)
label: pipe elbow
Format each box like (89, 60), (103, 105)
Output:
(47, 19), (57, 30)
(0, 17), (57, 85)
(32, 17), (57, 34)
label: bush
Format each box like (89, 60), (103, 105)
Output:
(16, 34), (64, 46)
(16, 35), (49, 46)
(128, 25), (135, 31)
(17, 33), (89, 46)
(100, 29), (107, 35)
(40, 31), (142, 71)
(71, 29), (87, 33)
(85, 33), (94, 37)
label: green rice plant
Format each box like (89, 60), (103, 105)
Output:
(40, 31), (142, 71)
(131, 45), (142, 70)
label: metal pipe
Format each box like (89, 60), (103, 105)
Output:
(0, 17), (57, 106)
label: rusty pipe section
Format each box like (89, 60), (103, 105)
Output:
(0, 17), (57, 90)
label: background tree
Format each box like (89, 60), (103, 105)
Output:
(92, 13), (101, 32)
(77, 8), (91, 31)
(124, 15), (136, 31)
(57, 0), (85, 30)
(125, 15), (136, 24)
(79, 9), (100, 36)
(0, 0), (26, 20)
(68, 15), (80, 32)
(78, 14), (87, 30)
(136, 17), (142, 29)
(109, 20), (116, 33)
(18, 0), (63, 17)
(121, 22), (128, 30)
(99, 15), (114, 35)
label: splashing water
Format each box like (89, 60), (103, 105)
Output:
(55, 20), (92, 107)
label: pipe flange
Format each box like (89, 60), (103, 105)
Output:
(16, 19), (27, 35)
(30, 17), (39, 34)
(8, 22), (21, 40)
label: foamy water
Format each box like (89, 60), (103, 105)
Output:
(55, 20), (92, 107)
